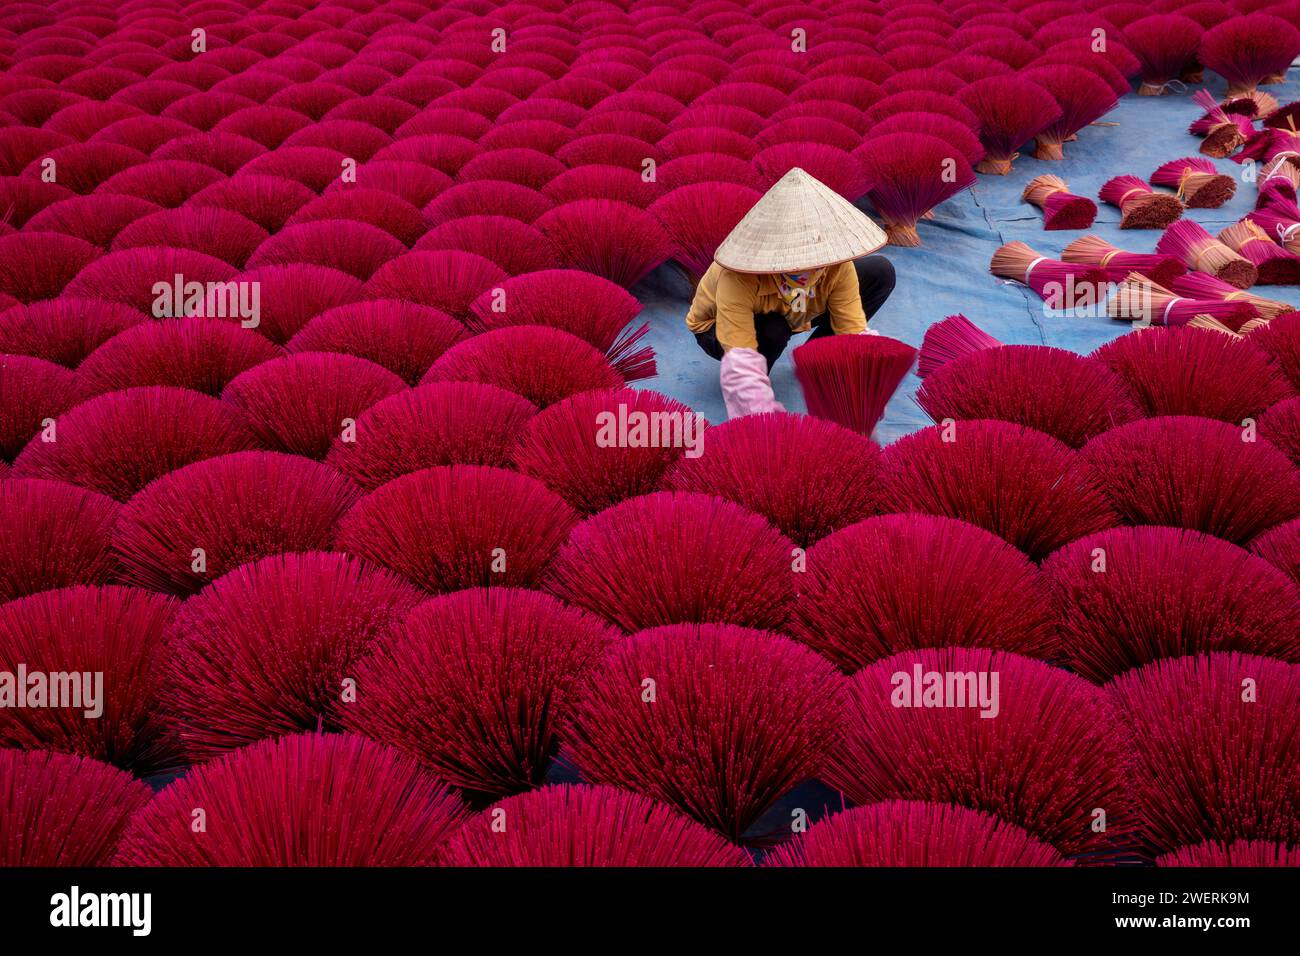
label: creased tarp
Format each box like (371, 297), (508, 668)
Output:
(632, 74), (1300, 444)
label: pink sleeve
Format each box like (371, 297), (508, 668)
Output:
(719, 347), (786, 419)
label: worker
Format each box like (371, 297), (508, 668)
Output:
(685, 167), (895, 418)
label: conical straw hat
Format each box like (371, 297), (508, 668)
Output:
(714, 167), (887, 274)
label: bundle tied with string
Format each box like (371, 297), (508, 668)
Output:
(1171, 271), (1293, 321)
(990, 240), (1108, 310)
(1123, 15), (1205, 96)
(1218, 219), (1300, 285)
(1150, 157), (1236, 208)
(1247, 196), (1300, 256)
(1188, 89), (1254, 158)
(1264, 99), (1300, 130)
(1224, 91), (1281, 119)
(1100, 175), (1184, 229)
(1107, 272), (1260, 329)
(1021, 175), (1097, 230)
(1061, 234), (1187, 287)
(1155, 220), (1257, 289)
(1258, 155), (1300, 207)
(1232, 126), (1300, 168)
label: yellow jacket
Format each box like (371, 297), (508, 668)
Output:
(684, 260), (868, 350)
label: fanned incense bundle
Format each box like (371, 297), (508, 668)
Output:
(1062, 234), (1187, 287)
(1022, 175), (1097, 230)
(1217, 220), (1300, 284)
(957, 75), (1062, 174)
(1124, 15), (1206, 95)
(1155, 220), (1258, 289)
(1018, 65), (1118, 160)
(990, 240), (1109, 309)
(859, 132), (977, 245)
(1107, 273), (1260, 329)
(917, 314), (1003, 378)
(1188, 89), (1254, 157)
(1100, 175), (1184, 229)
(792, 335), (918, 437)
(1149, 157), (1236, 208)
(1198, 13), (1300, 96)
(1171, 271), (1293, 320)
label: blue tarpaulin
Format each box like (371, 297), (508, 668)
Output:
(633, 74), (1300, 443)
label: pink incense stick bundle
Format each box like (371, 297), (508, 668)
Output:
(859, 132), (977, 246)
(1198, 13), (1300, 96)
(1188, 89), (1255, 157)
(1223, 91), (1281, 118)
(1156, 220), (1258, 289)
(1107, 273), (1260, 329)
(1247, 197), (1300, 255)
(1124, 15), (1206, 95)
(792, 334), (917, 437)
(957, 75), (1062, 175)
(1258, 155), (1300, 206)
(1263, 99), (1300, 129)
(990, 240), (1109, 309)
(1218, 219), (1300, 285)
(1100, 175), (1184, 229)
(1061, 234), (1187, 287)
(1172, 271), (1293, 321)
(1022, 175), (1097, 230)
(1233, 127), (1300, 167)
(917, 314), (1003, 378)
(1149, 156), (1236, 208)
(1018, 65), (1118, 160)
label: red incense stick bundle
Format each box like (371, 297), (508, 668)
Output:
(1018, 65), (1118, 160)
(1263, 99), (1300, 129)
(1172, 271), (1293, 320)
(1149, 157), (1236, 208)
(1233, 127), (1300, 167)
(1022, 175), (1097, 230)
(1124, 15), (1206, 95)
(1188, 89), (1254, 157)
(1156, 220), (1258, 289)
(1217, 219), (1300, 285)
(1258, 156), (1300, 206)
(793, 335), (918, 437)
(1225, 90), (1281, 118)
(990, 240), (1109, 309)
(917, 314), (1003, 378)
(1099, 175), (1184, 229)
(1246, 197), (1300, 255)
(1061, 234), (1187, 287)
(1107, 273), (1260, 328)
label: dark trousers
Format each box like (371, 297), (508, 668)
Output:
(694, 255), (896, 370)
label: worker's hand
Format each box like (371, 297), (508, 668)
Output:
(858, 327), (880, 335)
(720, 347), (785, 419)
